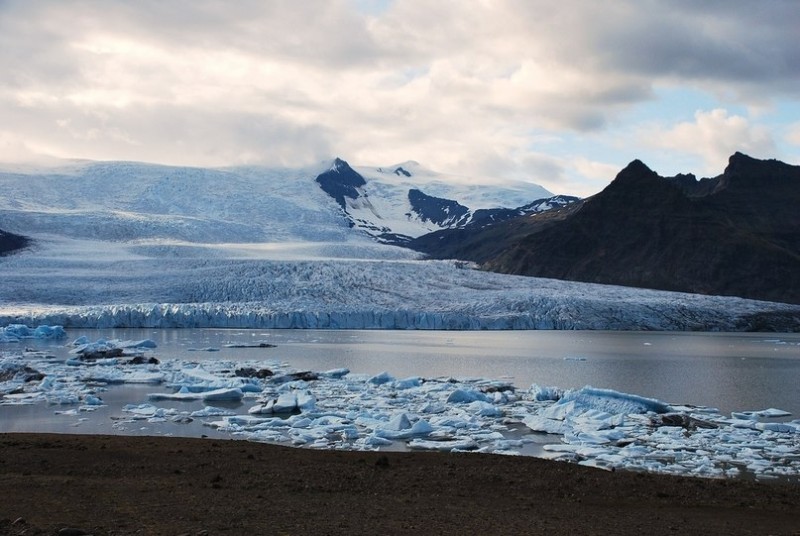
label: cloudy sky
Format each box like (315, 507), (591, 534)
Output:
(1, 0), (798, 196)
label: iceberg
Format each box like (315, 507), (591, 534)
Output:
(0, 324), (67, 343)
(407, 438), (479, 451)
(544, 386), (670, 419)
(148, 387), (244, 402)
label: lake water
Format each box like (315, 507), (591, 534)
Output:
(2, 329), (799, 438)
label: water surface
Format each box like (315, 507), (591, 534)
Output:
(2, 329), (799, 437)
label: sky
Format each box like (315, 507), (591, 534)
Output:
(0, 0), (798, 197)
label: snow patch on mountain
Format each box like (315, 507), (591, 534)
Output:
(313, 158), (561, 242)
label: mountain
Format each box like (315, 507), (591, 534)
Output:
(2, 155), (799, 331)
(314, 158), (572, 244)
(0, 157), (559, 248)
(410, 153), (800, 305)
(0, 228), (28, 255)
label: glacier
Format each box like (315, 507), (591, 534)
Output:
(2, 253), (798, 330)
(1, 159), (799, 331)
(2, 329), (798, 480)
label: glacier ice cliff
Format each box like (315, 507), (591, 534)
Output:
(1, 257), (798, 330)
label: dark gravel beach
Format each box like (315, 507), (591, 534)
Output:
(0, 433), (798, 535)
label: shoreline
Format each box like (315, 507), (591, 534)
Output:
(1, 433), (798, 535)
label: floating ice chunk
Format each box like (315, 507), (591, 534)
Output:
(374, 413), (433, 439)
(368, 371), (394, 385)
(755, 422), (799, 433)
(1, 324), (67, 342)
(320, 368), (349, 379)
(200, 387), (244, 401)
(732, 408), (792, 420)
(383, 413), (412, 431)
(419, 401), (446, 414)
(565, 428), (626, 445)
(392, 377), (421, 389)
(546, 386), (669, 419)
(290, 417), (313, 428)
(69, 337), (155, 358)
(529, 384), (563, 401)
(190, 406), (237, 417)
(123, 372), (165, 384)
(296, 390), (316, 411)
(0, 392), (45, 405)
(83, 394), (103, 406)
(249, 389), (316, 414)
(410, 419), (433, 435)
(446, 389), (489, 404)
(273, 391), (299, 413)
(467, 401), (503, 417)
(180, 367), (223, 384)
(522, 415), (568, 435)
(70, 336), (90, 347)
(123, 403), (159, 417)
(116, 339), (158, 349)
(249, 400), (275, 414)
(407, 438), (479, 451)
(363, 434), (393, 446)
(148, 387), (244, 402)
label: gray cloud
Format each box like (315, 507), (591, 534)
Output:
(0, 0), (797, 194)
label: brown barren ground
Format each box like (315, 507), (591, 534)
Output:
(0, 433), (798, 535)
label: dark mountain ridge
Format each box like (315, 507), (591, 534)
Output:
(410, 152), (800, 305)
(0, 228), (29, 255)
(315, 157), (367, 211)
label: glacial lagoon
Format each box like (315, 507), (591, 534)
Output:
(3, 328), (799, 428)
(2, 328), (799, 479)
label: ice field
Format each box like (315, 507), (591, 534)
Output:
(1, 326), (799, 480)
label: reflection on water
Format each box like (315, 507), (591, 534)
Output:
(2, 329), (799, 436)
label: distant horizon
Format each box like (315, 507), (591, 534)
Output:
(1, 1), (798, 197)
(2, 150), (796, 201)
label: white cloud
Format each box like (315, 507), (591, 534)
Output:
(787, 123), (800, 147)
(0, 0), (797, 194)
(642, 109), (776, 174)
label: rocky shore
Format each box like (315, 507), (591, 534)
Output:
(0, 433), (798, 535)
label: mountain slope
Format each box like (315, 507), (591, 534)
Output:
(0, 160), (353, 244)
(0, 157), (562, 250)
(411, 153), (800, 304)
(314, 158), (572, 244)
(0, 228), (29, 255)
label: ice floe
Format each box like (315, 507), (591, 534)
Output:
(1, 326), (799, 480)
(0, 324), (67, 343)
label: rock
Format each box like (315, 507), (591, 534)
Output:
(58, 528), (90, 536)
(288, 371), (318, 382)
(235, 367), (274, 378)
(78, 347), (125, 360)
(128, 355), (160, 365)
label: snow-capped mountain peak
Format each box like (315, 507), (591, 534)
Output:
(312, 159), (571, 244)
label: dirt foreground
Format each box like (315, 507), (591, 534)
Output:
(0, 433), (798, 535)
